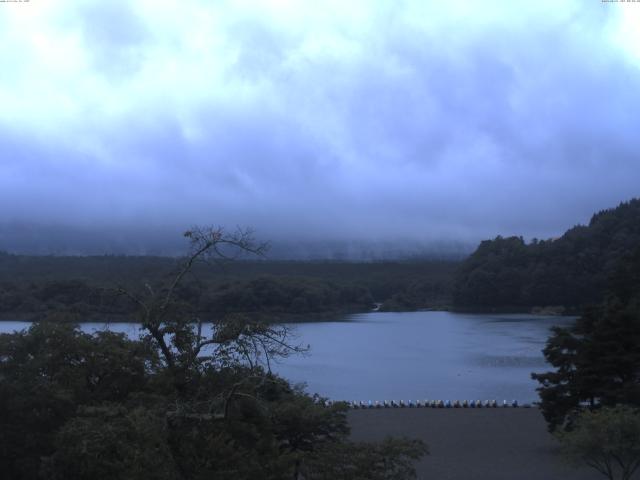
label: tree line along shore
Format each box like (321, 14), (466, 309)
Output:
(1, 199), (639, 322)
(0, 255), (455, 322)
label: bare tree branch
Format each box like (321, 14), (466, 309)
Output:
(109, 225), (304, 394)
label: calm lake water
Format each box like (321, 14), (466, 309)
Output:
(0, 311), (574, 402)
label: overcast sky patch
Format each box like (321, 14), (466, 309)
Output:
(0, 0), (639, 252)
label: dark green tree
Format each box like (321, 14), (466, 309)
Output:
(454, 198), (640, 311)
(0, 322), (154, 479)
(556, 405), (640, 480)
(532, 247), (640, 431)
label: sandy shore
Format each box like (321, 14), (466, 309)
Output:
(348, 408), (602, 480)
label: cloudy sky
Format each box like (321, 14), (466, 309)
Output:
(0, 0), (639, 252)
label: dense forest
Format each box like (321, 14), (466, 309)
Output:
(453, 198), (640, 312)
(0, 253), (456, 321)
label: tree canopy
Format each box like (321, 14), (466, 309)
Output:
(0, 227), (427, 479)
(532, 246), (640, 431)
(556, 405), (640, 480)
(0, 254), (455, 321)
(454, 198), (640, 311)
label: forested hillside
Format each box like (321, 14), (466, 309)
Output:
(453, 198), (640, 311)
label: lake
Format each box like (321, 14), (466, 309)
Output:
(0, 311), (574, 403)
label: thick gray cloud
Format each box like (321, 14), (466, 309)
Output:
(0, 0), (639, 254)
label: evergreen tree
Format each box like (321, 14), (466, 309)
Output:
(532, 247), (640, 431)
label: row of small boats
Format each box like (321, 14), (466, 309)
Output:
(345, 399), (533, 409)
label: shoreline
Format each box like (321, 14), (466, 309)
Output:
(0, 307), (578, 324)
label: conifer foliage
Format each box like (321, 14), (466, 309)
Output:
(532, 247), (640, 431)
